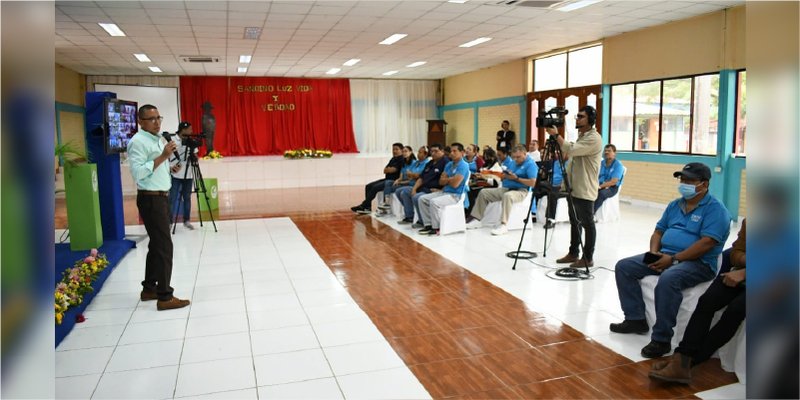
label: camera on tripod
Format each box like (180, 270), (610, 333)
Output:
(535, 107), (569, 129)
(182, 133), (205, 149)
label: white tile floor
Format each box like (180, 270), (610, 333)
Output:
(55, 218), (430, 399)
(55, 204), (743, 399)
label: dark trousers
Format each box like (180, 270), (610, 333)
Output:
(594, 185), (619, 213)
(534, 185), (562, 220)
(675, 276), (746, 364)
(169, 177), (193, 221)
(360, 179), (387, 209)
(567, 197), (596, 261)
(137, 194), (174, 300)
(465, 186), (485, 217)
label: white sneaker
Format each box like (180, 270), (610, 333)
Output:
(491, 224), (508, 235)
(465, 219), (483, 230)
(183, 221), (195, 230)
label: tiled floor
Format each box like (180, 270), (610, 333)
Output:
(55, 186), (744, 399)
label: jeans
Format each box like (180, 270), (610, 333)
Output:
(169, 177), (194, 222)
(594, 185), (619, 213)
(137, 194), (174, 300)
(395, 186), (425, 220)
(567, 198), (596, 260)
(615, 254), (717, 343)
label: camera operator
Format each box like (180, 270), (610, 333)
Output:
(168, 121), (199, 230)
(547, 105), (603, 268)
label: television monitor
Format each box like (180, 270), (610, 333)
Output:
(104, 98), (138, 154)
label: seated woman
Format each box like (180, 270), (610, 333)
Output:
(465, 147), (506, 218)
(482, 147), (498, 170)
(464, 144), (484, 173)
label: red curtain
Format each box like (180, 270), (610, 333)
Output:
(179, 77), (358, 156)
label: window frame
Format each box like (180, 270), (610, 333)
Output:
(532, 44), (602, 92)
(609, 71), (721, 155)
(732, 69), (747, 157)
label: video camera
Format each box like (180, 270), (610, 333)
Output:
(535, 106), (569, 129)
(182, 133), (206, 149)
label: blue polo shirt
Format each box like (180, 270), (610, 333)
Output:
(404, 158), (429, 185)
(503, 155), (539, 190)
(553, 160), (564, 186)
(443, 159), (470, 199)
(499, 157), (514, 171)
(599, 158), (624, 187)
(656, 194), (732, 271)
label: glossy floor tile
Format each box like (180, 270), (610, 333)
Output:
(55, 186), (743, 399)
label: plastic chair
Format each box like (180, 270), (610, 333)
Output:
(596, 166), (626, 223)
(538, 196), (569, 224)
(438, 193), (467, 236)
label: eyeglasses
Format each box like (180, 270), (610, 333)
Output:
(140, 116), (163, 123)
(575, 115), (587, 119)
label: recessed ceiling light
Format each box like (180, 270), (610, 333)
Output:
(555, 0), (602, 12)
(406, 61), (426, 68)
(379, 34), (408, 45)
(448, 0), (469, 3)
(148, 66), (162, 73)
(134, 53), (151, 62)
(327, 68), (341, 75)
(243, 27), (262, 40)
(343, 59), (361, 66)
(382, 70), (399, 76)
(237, 67), (247, 73)
(98, 23), (126, 37)
(459, 37), (492, 48)
(239, 55), (252, 63)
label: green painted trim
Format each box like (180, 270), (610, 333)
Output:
(724, 156), (746, 219)
(55, 101), (85, 114)
(473, 104), (479, 145)
(717, 70), (739, 214)
(601, 84), (611, 144)
(439, 95), (525, 112)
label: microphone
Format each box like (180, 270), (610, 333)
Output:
(161, 131), (182, 163)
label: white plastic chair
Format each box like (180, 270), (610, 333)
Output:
(438, 192), (467, 236)
(596, 166), (626, 223)
(537, 195), (569, 224)
(639, 254), (723, 350)
(481, 190), (533, 231)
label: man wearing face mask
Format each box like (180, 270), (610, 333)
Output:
(610, 162), (731, 359)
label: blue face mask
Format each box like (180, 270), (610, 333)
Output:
(678, 182), (701, 199)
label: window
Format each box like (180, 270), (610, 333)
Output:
(533, 45), (602, 92)
(734, 70), (746, 156)
(610, 73), (721, 155)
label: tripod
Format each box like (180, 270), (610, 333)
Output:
(171, 144), (218, 234)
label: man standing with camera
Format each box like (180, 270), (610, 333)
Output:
(128, 104), (190, 311)
(547, 105), (603, 268)
(169, 121), (198, 230)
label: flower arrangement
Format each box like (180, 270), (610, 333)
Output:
(283, 148), (333, 159)
(54, 248), (109, 325)
(203, 150), (223, 160)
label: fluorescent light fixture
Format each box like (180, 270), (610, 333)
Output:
(382, 70), (399, 76)
(326, 68), (341, 75)
(448, 0), (469, 3)
(343, 58), (361, 66)
(459, 37), (492, 48)
(134, 53), (151, 62)
(239, 55), (252, 63)
(148, 66), (162, 73)
(379, 34), (407, 45)
(237, 67), (247, 73)
(406, 61), (426, 68)
(98, 23), (126, 37)
(555, 0), (602, 12)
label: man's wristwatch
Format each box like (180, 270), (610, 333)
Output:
(671, 255), (680, 265)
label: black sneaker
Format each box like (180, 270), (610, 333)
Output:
(423, 228), (439, 236)
(609, 319), (649, 334)
(543, 221), (555, 229)
(355, 208), (372, 215)
(418, 226), (433, 234)
(641, 340), (671, 358)
(351, 205), (365, 213)
(397, 218), (413, 224)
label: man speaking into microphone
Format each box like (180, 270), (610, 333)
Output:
(127, 104), (190, 311)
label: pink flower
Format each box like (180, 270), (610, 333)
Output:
(90, 248), (98, 257)
(84, 256), (95, 264)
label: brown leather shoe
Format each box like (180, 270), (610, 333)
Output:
(140, 290), (158, 301)
(570, 259), (594, 268)
(649, 353), (692, 384)
(157, 296), (191, 311)
(556, 254), (579, 264)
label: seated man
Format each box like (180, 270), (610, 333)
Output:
(610, 162), (731, 358)
(594, 144), (624, 213)
(650, 219), (746, 384)
(466, 144), (538, 235)
(417, 143), (470, 235)
(533, 149), (565, 229)
(395, 144), (446, 225)
(528, 140), (541, 162)
(351, 142), (404, 214)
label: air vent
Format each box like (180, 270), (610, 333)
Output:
(180, 56), (220, 63)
